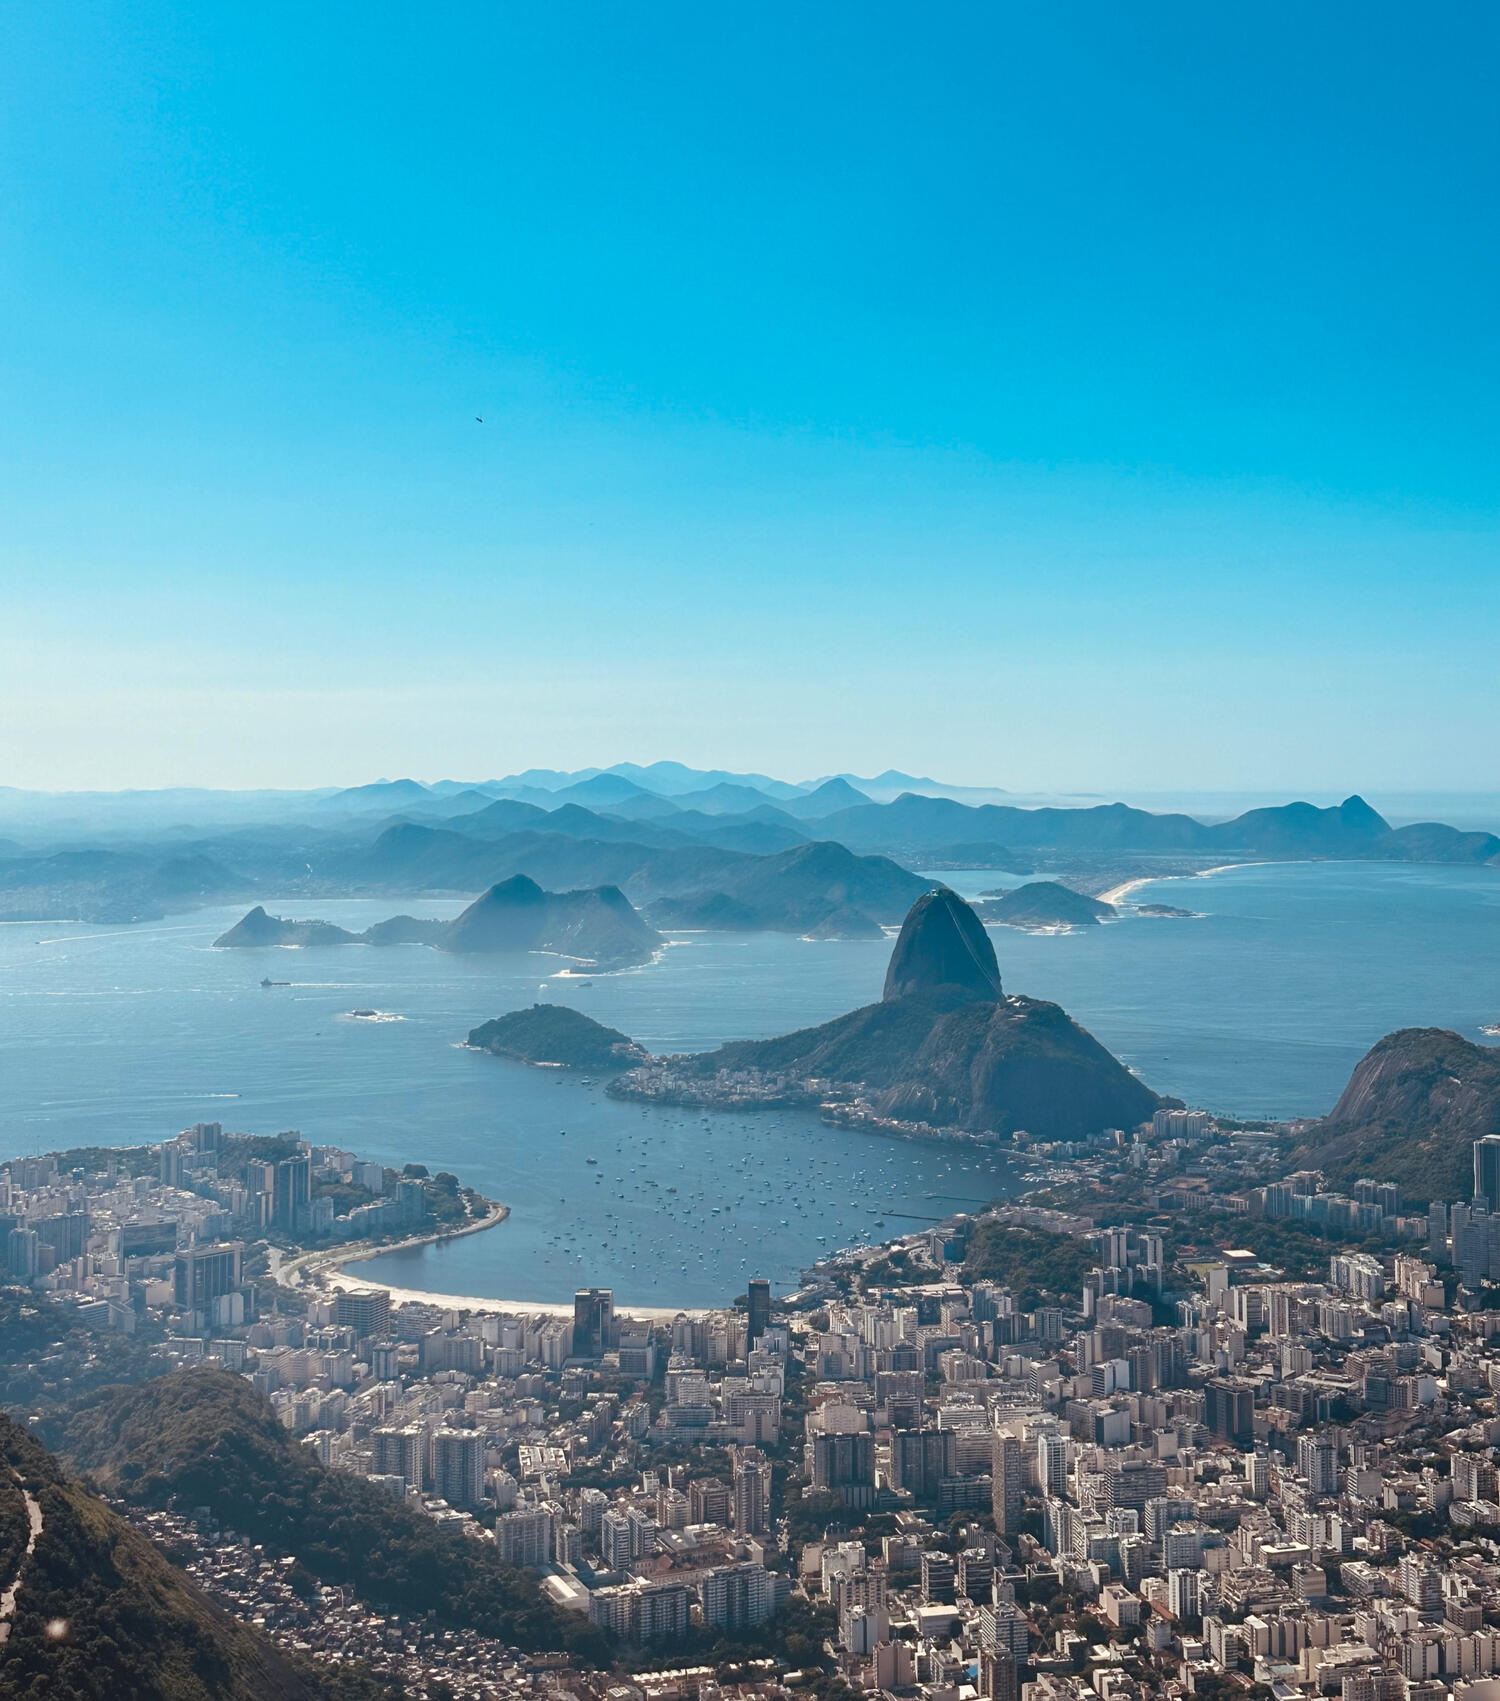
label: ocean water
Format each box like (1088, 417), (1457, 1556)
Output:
(1, 861), (1496, 1307)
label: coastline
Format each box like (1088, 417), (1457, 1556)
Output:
(328, 1265), (702, 1322)
(274, 1199), (511, 1294)
(297, 1200), (706, 1320)
(1097, 860), (1265, 907)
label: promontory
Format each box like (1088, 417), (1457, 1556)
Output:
(609, 886), (1161, 1140)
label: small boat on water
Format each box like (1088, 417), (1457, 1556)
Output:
(260, 977), (290, 987)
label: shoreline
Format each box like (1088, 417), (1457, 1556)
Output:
(305, 1201), (709, 1320)
(1097, 859), (1267, 907)
(327, 1264), (703, 1322)
(274, 1199), (511, 1293)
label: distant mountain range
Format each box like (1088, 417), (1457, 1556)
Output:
(350, 831), (929, 938)
(0, 768), (1495, 930)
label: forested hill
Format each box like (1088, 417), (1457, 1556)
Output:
(0, 1410), (334, 1701)
(1292, 1026), (1500, 1202)
(62, 1369), (608, 1665)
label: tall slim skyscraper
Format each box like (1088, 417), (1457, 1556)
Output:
(1475, 1137), (1500, 1212)
(573, 1288), (615, 1357)
(273, 1154), (311, 1228)
(747, 1277), (771, 1344)
(992, 1434), (1024, 1534)
(732, 1446), (771, 1537)
(1036, 1429), (1067, 1496)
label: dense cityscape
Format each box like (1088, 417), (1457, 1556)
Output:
(7, 1101), (1500, 1701)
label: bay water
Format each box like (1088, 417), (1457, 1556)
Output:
(1, 861), (1496, 1307)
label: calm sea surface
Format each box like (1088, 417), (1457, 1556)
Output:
(2, 861), (1496, 1307)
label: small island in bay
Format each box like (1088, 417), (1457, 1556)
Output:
(1136, 901), (1197, 918)
(467, 1003), (649, 1068)
(214, 874), (661, 968)
(974, 879), (1117, 929)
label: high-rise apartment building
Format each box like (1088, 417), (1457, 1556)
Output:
(334, 1288), (391, 1340)
(812, 1431), (875, 1505)
(891, 1428), (955, 1501)
(688, 1476), (732, 1526)
(699, 1561), (773, 1630)
(991, 1434), (1024, 1533)
(372, 1424), (427, 1492)
(431, 1428), (485, 1510)
(732, 1447), (771, 1536)
(173, 1241), (244, 1312)
(747, 1277), (771, 1344)
(573, 1288), (616, 1358)
(496, 1505), (553, 1567)
(1204, 1378), (1255, 1446)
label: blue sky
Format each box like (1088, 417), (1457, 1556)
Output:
(1, 2), (1496, 791)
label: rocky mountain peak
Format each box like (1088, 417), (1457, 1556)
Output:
(882, 886), (1003, 1004)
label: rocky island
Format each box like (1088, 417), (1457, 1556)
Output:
(975, 880), (1117, 929)
(214, 875), (662, 968)
(609, 887), (1161, 1140)
(467, 1003), (649, 1068)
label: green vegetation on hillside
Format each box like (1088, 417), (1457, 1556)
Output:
(63, 1370), (607, 1665)
(49, 1144), (159, 1179)
(1293, 1026), (1500, 1203)
(961, 1222), (1096, 1308)
(0, 1411), (340, 1701)
(1160, 1211), (1390, 1283)
(0, 1288), (164, 1415)
(467, 1003), (643, 1068)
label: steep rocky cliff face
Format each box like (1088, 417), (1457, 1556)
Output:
(1295, 1027), (1500, 1200)
(883, 886), (1004, 1002)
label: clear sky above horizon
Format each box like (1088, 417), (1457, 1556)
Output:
(2, 3), (1497, 793)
